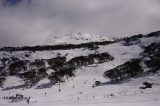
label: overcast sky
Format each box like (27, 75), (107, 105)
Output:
(0, 0), (160, 47)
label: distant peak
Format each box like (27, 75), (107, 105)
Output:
(43, 32), (114, 45)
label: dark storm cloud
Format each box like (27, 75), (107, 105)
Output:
(0, 0), (160, 47)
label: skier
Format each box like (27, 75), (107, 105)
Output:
(26, 97), (30, 104)
(11, 96), (15, 102)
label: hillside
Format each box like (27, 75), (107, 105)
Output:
(0, 31), (160, 106)
(43, 32), (114, 45)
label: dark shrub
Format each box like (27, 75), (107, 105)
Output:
(95, 81), (101, 86)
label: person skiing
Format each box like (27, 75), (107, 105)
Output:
(26, 98), (30, 104)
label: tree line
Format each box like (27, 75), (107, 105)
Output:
(104, 59), (143, 81)
(0, 41), (114, 51)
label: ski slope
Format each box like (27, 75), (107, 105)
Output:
(1, 69), (160, 106)
(0, 35), (160, 106)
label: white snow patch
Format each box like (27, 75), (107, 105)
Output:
(3, 76), (24, 88)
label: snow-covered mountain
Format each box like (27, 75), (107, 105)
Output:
(0, 31), (160, 106)
(43, 32), (114, 45)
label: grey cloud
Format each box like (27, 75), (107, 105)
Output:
(0, 0), (160, 47)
